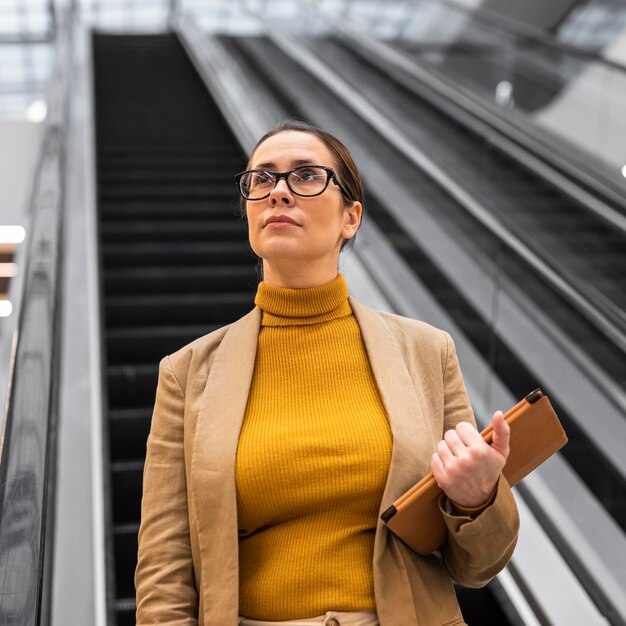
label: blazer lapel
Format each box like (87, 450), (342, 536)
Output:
(191, 307), (261, 624)
(350, 297), (435, 626)
(350, 297), (436, 507)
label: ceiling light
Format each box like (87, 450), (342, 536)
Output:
(0, 226), (26, 244)
(495, 81), (514, 107)
(26, 99), (47, 123)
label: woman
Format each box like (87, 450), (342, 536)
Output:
(135, 121), (519, 626)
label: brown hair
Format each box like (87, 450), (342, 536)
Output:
(239, 120), (364, 252)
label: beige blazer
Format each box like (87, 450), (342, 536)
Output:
(135, 297), (519, 626)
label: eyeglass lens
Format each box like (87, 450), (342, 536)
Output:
(240, 166), (329, 199)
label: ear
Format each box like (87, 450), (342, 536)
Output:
(341, 201), (362, 240)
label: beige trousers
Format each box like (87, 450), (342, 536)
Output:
(238, 610), (379, 626)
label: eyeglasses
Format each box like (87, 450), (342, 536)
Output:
(235, 165), (352, 201)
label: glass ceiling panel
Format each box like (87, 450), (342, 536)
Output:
(0, 0), (258, 120)
(0, 0), (53, 120)
(0, 42), (53, 119)
(0, 0), (52, 39)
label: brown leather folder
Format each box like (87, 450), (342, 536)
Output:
(380, 389), (568, 555)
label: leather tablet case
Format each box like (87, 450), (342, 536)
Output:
(380, 389), (568, 555)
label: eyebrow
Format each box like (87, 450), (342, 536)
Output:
(251, 158), (318, 170)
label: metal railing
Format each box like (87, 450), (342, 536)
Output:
(0, 7), (72, 625)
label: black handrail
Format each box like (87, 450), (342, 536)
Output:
(437, 0), (626, 74)
(359, 0), (626, 75)
(0, 8), (71, 626)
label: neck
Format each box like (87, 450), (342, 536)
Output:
(261, 260), (339, 290)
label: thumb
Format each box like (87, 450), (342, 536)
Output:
(490, 410), (510, 460)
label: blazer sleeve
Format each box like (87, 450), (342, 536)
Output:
(135, 355), (198, 625)
(436, 332), (520, 588)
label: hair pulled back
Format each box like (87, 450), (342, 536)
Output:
(240, 120), (364, 252)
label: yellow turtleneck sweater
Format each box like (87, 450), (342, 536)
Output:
(236, 274), (393, 620)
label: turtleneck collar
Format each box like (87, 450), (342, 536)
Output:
(255, 273), (352, 326)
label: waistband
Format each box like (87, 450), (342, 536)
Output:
(238, 610), (379, 626)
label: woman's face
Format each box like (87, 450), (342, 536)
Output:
(245, 131), (362, 273)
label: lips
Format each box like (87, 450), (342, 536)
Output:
(264, 215), (300, 227)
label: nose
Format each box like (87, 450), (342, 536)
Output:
(268, 178), (294, 207)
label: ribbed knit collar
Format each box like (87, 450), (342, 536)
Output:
(255, 273), (352, 326)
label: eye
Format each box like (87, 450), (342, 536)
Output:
(251, 171), (274, 186)
(292, 167), (324, 182)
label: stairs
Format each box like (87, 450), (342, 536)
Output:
(93, 33), (257, 625)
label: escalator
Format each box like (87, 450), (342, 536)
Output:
(92, 33), (256, 625)
(3, 5), (623, 626)
(90, 22), (625, 626)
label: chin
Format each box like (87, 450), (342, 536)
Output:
(254, 239), (309, 260)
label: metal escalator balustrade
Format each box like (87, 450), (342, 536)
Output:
(92, 33), (255, 625)
(0, 8), (72, 625)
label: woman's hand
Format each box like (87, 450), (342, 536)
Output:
(431, 411), (510, 508)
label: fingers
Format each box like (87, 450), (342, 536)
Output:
(433, 415), (509, 503)
(443, 428), (466, 455)
(431, 452), (444, 476)
(438, 422), (484, 463)
(454, 421), (483, 447)
(491, 410), (510, 459)
(436, 438), (455, 466)
(435, 413), (509, 474)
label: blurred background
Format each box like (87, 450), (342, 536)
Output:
(0, 1), (625, 624)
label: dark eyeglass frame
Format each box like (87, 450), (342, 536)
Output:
(235, 165), (353, 201)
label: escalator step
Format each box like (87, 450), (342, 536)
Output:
(106, 364), (158, 410)
(114, 524), (139, 599)
(95, 32), (257, 622)
(105, 292), (254, 327)
(106, 324), (221, 363)
(99, 200), (241, 220)
(98, 152), (242, 165)
(109, 409), (152, 461)
(101, 241), (254, 268)
(113, 598), (136, 626)
(100, 219), (248, 243)
(99, 182), (237, 201)
(98, 168), (240, 183)
(104, 265), (257, 296)
(111, 461), (144, 524)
